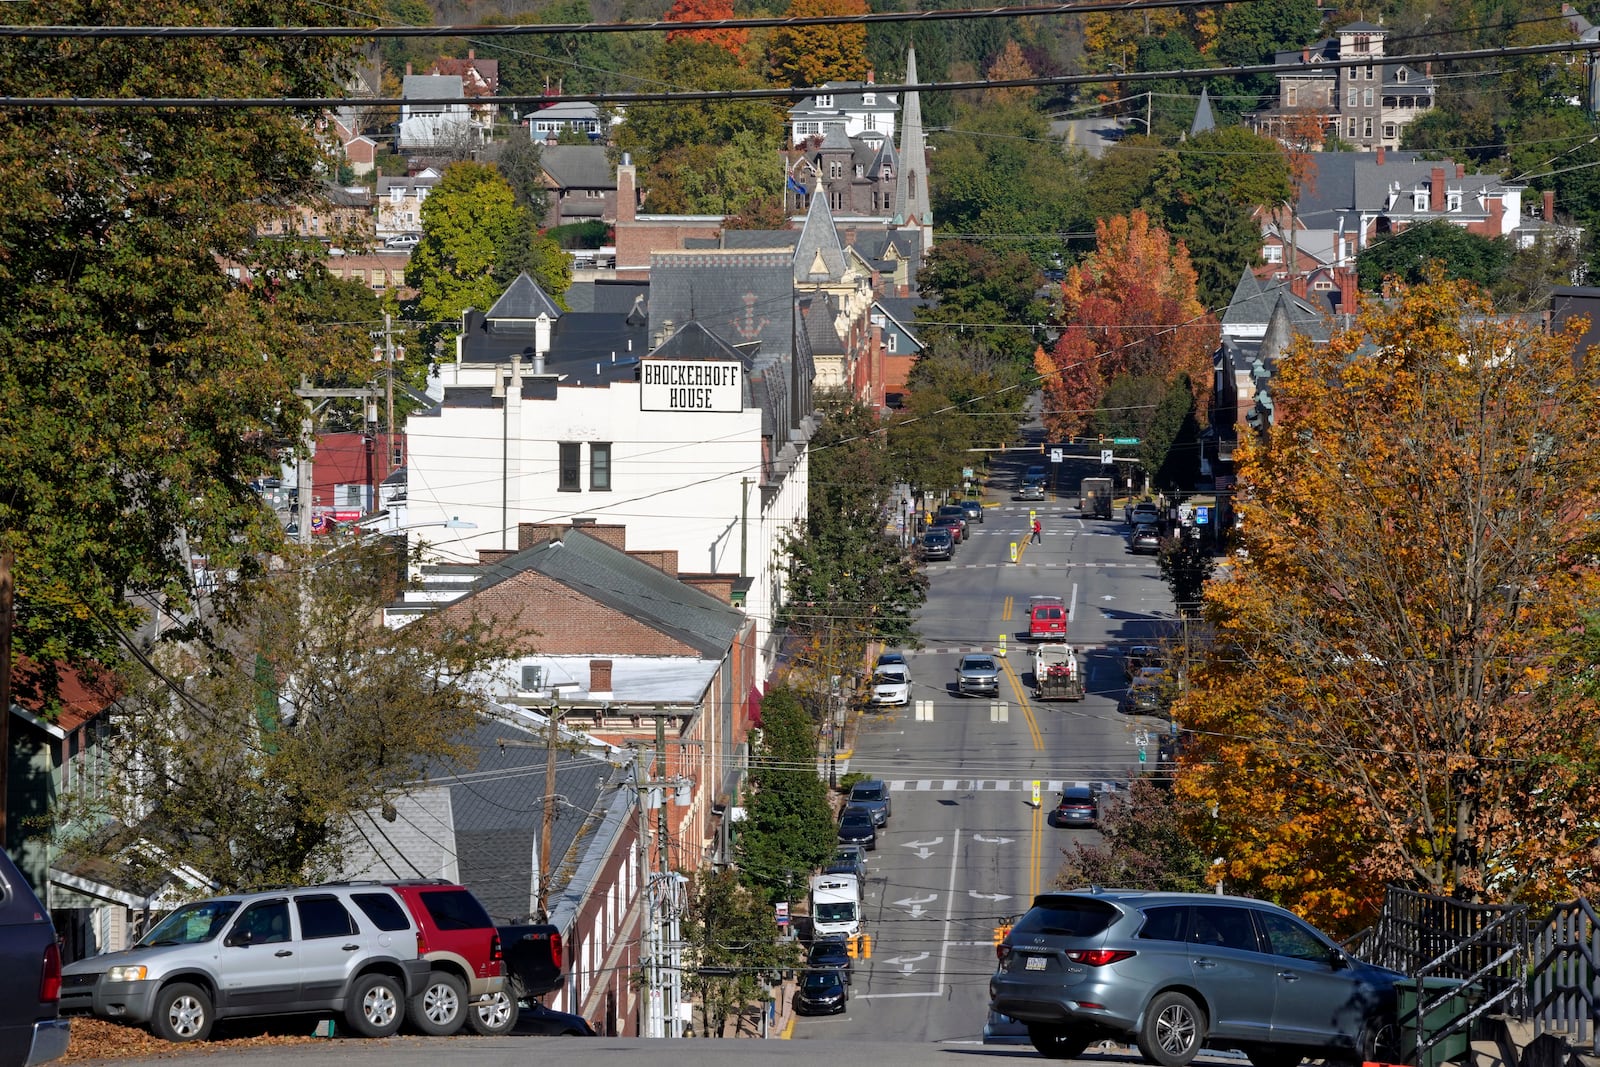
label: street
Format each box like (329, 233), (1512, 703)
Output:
(792, 452), (1178, 1046)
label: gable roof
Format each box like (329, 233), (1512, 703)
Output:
(794, 192), (847, 283)
(402, 74), (465, 104)
(487, 272), (563, 323)
(540, 144), (614, 190)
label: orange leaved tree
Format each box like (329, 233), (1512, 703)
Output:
(1041, 211), (1217, 476)
(1175, 276), (1600, 930)
(664, 0), (749, 59)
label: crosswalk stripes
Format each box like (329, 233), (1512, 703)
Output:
(883, 779), (1122, 795)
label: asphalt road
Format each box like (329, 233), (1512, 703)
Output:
(791, 452), (1180, 1047)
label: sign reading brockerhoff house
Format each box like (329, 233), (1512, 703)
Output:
(640, 359), (743, 412)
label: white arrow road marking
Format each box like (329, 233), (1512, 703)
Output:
(892, 893), (939, 918)
(1101, 594), (1116, 601)
(882, 952), (929, 975)
(969, 890), (1012, 902)
(902, 837), (944, 859)
(972, 834), (1014, 845)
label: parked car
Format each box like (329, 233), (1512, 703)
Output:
(837, 807), (878, 850)
(517, 999), (596, 1036)
(876, 651), (908, 669)
(990, 889), (1407, 1066)
(1013, 481), (1046, 502)
(823, 846), (867, 881)
(1129, 523), (1162, 555)
(468, 922), (563, 1036)
(1124, 645), (1167, 679)
(956, 654), (1001, 697)
(1050, 786), (1100, 828)
(921, 528), (953, 561)
(959, 497), (985, 524)
(982, 1009), (1030, 1045)
(936, 504), (970, 537)
(383, 233), (421, 250)
(794, 969), (848, 1015)
(382, 880), (507, 1037)
(1120, 668), (1174, 717)
(0, 847), (68, 1066)
(60, 884), (431, 1042)
(806, 937), (854, 984)
(932, 514), (964, 545)
(1131, 501), (1162, 526)
(869, 665), (910, 708)
(847, 779), (892, 826)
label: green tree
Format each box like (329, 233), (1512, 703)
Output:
(475, 0), (660, 99)
(682, 867), (801, 1037)
(1156, 527), (1213, 617)
(767, 0), (871, 88)
(491, 136), (548, 220)
(888, 337), (1027, 495)
(0, 0), (378, 696)
(736, 687), (837, 898)
(782, 395), (928, 651)
(1356, 220), (1514, 291)
(1085, 136), (1177, 223)
(1153, 126), (1293, 308)
(52, 542), (514, 890)
(915, 241), (1051, 367)
(1214, 0), (1322, 104)
(651, 130), (785, 217)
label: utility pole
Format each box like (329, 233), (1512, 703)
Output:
(372, 313), (405, 477)
(537, 693), (561, 923)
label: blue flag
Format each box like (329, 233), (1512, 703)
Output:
(787, 175), (807, 196)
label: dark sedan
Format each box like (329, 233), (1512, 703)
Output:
(807, 937), (853, 983)
(794, 969), (848, 1015)
(516, 1000), (596, 1036)
(1049, 786), (1100, 828)
(837, 807), (877, 850)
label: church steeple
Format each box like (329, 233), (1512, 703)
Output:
(892, 46), (932, 255)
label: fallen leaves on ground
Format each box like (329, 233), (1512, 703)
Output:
(62, 1016), (323, 1062)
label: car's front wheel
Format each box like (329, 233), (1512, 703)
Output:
(151, 982), (214, 1042)
(345, 973), (404, 1038)
(1029, 1023), (1092, 1059)
(1137, 991), (1206, 1067)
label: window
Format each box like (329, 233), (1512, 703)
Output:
(1363, 117), (1373, 138)
(832, 191), (844, 210)
(296, 895), (357, 939)
(1397, 68), (1408, 83)
(815, 94), (833, 108)
(1139, 906), (1188, 943)
(855, 164), (864, 178)
(1257, 911), (1336, 964)
(390, 187), (403, 204)
(863, 92), (875, 105)
(230, 900), (291, 946)
(1363, 88), (1374, 107)
(1383, 123), (1397, 140)
(1347, 88), (1358, 107)
(352, 892), (412, 931)
(418, 888), (494, 931)
(1188, 905), (1260, 952)
(1286, 86), (1298, 107)
(1365, 63), (1375, 80)
(1347, 118), (1357, 137)
(559, 443), (581, 491)
(590, 442), (611, 491)
(1413, 189), (1429, 211)
(886, 333), (897, 353)
(1447, 190), (1462, 211)
(1263, 244), (1283, 263)
(829, 160), (843, 179)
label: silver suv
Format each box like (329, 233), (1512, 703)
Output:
(60, 884), (430, 1042)
(990, 889), (1405, 1066)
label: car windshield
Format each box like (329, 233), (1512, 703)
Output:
(815, 902), (856, 922)
(139, 899), (242, 946)
(1013, 896), (1120, 938)
(852, 785), (884, 801)
(874, 668), (907, 685)
(962, 657), (995, 671)
(803, 972), (840, 992)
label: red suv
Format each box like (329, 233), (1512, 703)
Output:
(383, 881), (510, 1036)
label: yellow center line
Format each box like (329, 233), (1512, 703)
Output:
(1031, 796), (1044, 901)
(999, 653), (1043, 751)
(1001, 594), (1013, 622)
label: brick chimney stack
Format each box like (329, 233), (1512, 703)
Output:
(1456, 163), (1466, 178)
(1290, 273), (1309, 299)
(589, 659), (614, 697)
(1430, 166), (1446, 212)
(1335, 265), (1359, 315)
(1376, 145), (1385, 165)
(616, 156), (638, 224)
(1544, 188), (1556, 222)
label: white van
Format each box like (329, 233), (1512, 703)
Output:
(808, 874), (861, 939)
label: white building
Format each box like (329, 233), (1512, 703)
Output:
(398, 74), (475, 151)
(399, 272), (814, 672)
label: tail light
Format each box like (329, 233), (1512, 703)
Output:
(40, 942), (62, 1004)
(549, 931), (563, 970)
(1066, 949), (1134, 966)
(490, 932), (504, 963)
(415, 926), (430, 957)
(996, 943), (1012, 963)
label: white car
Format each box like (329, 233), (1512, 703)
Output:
(869, 665), (911, 706)
(383, 233), (421, 250)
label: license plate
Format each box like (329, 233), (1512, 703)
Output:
(1025, 955), (1048, 971)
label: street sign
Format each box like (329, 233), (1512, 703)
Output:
(1049, 448), (1063, 463)
(962, 467), (974, 480)
(1031, 780), (1042, 807)
(775, 901), (790, 927)
(1100, 449), (1114, 465)
(1196, 506), (1210, 525)
(1113, 437), (1141, 445)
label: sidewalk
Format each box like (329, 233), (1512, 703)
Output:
(713, 976), (796, 1038)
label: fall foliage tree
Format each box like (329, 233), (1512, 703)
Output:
(982, 40), (1037, 107)
(1040, 212), (1218, 467)
(0, 0), (377, 698)
(1174, 276), (1600, 929)
(767, 0), (870, 88)
(665, 0), (749, 58)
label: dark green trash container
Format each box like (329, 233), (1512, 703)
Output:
(1396, 977), (1471, 1067)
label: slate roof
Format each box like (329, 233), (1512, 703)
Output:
(1220, 268), (1332, 343)
(789, 81), (901, 119)
(872, 298), (924, 349)
(793, 193), (847, 283)
(486, 272), (564, 323)
(1293, 152), (1514, 227)
(800, 294), (845, 356)
(462, 527), (747, 657)
(401, 74), (464, 107)
(565, 279), (650, 314)
(649, 250), (795, 360)
(646, 322), (758, 408)
(540, 144), (614, 190)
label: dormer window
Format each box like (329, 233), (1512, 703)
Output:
(863, 92), (875, 105)
(1447, 190), (1462, 212)
(1414, 189), (1429, 211)
(1397, 68), (1408, 83)
(816, 94), (834, 108)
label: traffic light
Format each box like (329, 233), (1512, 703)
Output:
(1039, 442), (1046, 454)
(846, 935), (859, 958)
(859, 934), (872, 959)
(993, 922), (1013, 945)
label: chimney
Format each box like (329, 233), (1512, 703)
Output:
(1430, 166), (1445, 213)
(1302, 48), (1310, 62)
(1544, 188), (1555, 222)
(405, 62), (413, 76)
(1290, 273), (1309, 299)
(867, 69), (874, 84)
(1376, 145), (1385, 165)
(589, 659), (614, 698)
(468, 48), (475, 60)
(616, 157), (638, 225)
(1456, 163), (1466, 179)
(1336, 265), (1359, 315)
(535, 314), (552, 364)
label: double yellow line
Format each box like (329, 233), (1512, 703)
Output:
(997, 651), (1047, 902)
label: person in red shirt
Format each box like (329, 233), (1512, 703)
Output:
(1031, 517), (1043, 544)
